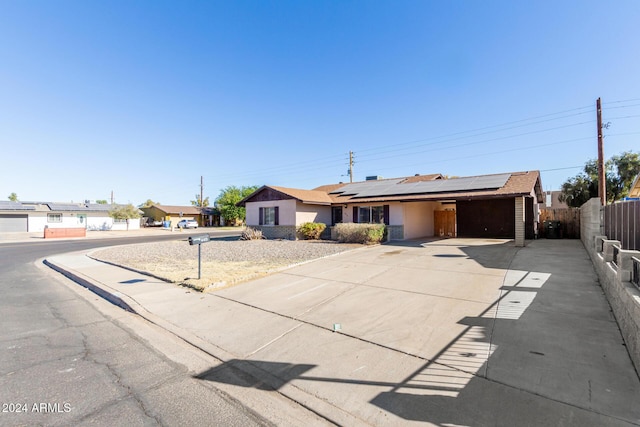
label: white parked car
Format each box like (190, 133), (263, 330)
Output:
(177, 219), (198, 229)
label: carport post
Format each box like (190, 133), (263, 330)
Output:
(515, 196), (525, 247)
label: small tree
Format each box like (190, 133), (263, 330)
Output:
(96, 200), (108, 204)
(216, 185), (259, 225)
(109, 204), (142, 220)
(8, 193), (18, 202)
(191, 195), (210, 207)
(138, 199), (158, 208)
(559, 151), (640, 207)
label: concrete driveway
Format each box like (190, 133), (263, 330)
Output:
(47, 238), (640, 426)
(194, 238), (640, 425)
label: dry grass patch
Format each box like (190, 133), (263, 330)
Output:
(91, 239), (362, 292)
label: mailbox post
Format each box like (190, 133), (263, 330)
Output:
(188, 234), (211, 279)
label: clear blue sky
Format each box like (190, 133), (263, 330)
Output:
(1, 1), (639, 206)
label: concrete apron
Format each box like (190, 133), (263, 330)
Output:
(208, 238), (640, 426)
(51, 238), (640, 426)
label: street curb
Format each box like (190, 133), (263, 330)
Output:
(44, 258), (136, 313)
(43, 255), (369, 426)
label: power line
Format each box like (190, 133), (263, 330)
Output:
(603, 97), (640, 105)
(604, 114), (640, 120)
(604, 103), (640, 110)
(356, 121), (593, 163)
(355, 106), (593, 155)
(199, 102), (636, 190)
(539, 166), (583, 172)
(357, 136), (592, 176)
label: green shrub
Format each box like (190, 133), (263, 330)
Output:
(334, 223), (386, 244)
(297, 222), (327, 240)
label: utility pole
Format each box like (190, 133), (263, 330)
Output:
(349, 151), (354, 183)
(200, 176), (204, 207)
(110, 190), (114, 205)
(596, 98), (606, 206)
(200, 176), (204, 227)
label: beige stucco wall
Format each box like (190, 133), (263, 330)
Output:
(389, 203), (403, 226)
(246, 199), (297, 226)
(403, 201), (443, 239)
(296, 204), (331, 225)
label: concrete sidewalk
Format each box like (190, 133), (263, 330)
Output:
(1, 227), (230, 244)
(45, 239), (640, 426)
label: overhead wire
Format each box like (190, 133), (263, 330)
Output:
(355, 105), (594, 155)
(356, 121), (593, 162)
(356, 136), (593, 175)
(202, 101), (637, 189)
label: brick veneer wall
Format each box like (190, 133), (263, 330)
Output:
(254, 225), (297, 240)
(44, 227), (86, 239)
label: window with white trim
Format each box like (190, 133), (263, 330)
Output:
(47, 213), (62, 223)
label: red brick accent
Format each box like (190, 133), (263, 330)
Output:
(44, 228), (86, 239)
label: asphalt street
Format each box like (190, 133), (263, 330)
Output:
(0, 231), (279, 426)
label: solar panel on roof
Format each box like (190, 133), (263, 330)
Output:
(48, 203), (88, 211)
(329, 179), (404, 195)
(0, 201), (35, 210)
(344, 173), (511, 198)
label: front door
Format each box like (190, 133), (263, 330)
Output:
(331, 207), (343, 226)
(77, 214), (87, 228)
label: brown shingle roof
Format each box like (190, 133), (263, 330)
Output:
(399, 174), (444, 183)
(152, 205), (202, 215)
(269, 186), (333, 205)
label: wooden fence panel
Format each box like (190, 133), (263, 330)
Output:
(539, 208), (581, 239)
(434, 210), (456, 237)
(603, 201), (640, 250)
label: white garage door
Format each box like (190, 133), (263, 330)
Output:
(0, 214), (28, 232)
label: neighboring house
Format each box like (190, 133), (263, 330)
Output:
(541, 190), (569, 209)
(140, 205), (203, 228)
(628, 174), (640, 199)
(0, 201), (141, 233)
(201, 206), (223, 227)
(237, 171), (543, 246)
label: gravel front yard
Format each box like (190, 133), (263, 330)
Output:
(91, 239), (362, 291)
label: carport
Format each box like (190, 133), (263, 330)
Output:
(456, 196), (537, 240)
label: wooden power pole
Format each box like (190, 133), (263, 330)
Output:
(596, 98), (606, 206)
(200, 176), (204, 226)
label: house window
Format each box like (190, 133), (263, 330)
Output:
(358, 206), (385, 224)
(259, 206), (279, 226)
(47, 213), (62, 223)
